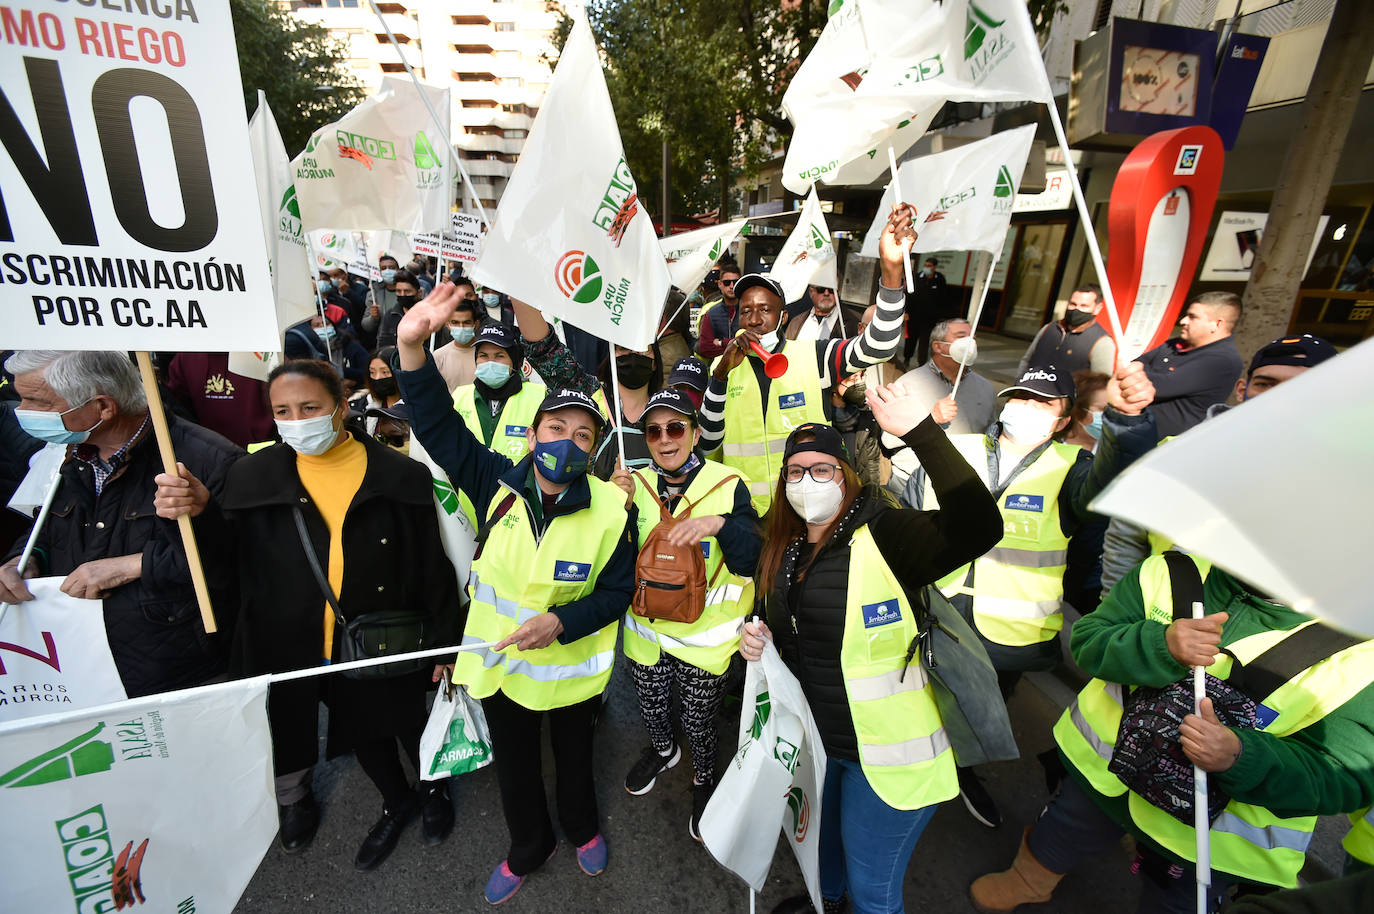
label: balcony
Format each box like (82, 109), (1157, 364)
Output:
(459, 158), (515, 179)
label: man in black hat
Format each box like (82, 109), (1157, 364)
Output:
(452, 322), (549, 466)
(900, 359), (1160, 828)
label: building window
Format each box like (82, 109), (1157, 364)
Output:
(380, 62), (406, 73)
(498, 77), (523, 87)
(493, 22), (516, 32)
(325, 0), (359, 7)
(504, 129), (527, 139)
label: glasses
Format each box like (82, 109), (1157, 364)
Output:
(784, 463), (842, 483)
(374, 433), (408, 448)
(719, 279), (737, 286)
(645, 421), (689, 441)
(808, 285), (833, 294)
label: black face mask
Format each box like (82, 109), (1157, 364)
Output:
(615, 353), (655, 389)
(395, 295), (417, 311)
(1064, 307), (1096, 328)
(370, 377), (399, 400)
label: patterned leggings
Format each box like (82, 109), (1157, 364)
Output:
(627, 652), (730, 783)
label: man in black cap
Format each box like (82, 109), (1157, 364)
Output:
(664, 357), (708, 410)
(900, 359), (1160, 828)
(452, 323), (549, 467)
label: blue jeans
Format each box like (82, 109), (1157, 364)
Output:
(818, 757), (939, 914)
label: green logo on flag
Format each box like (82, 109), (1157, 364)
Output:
(279, 186), (300, 219)
(0, 723), (114, 788)
(808, 225), (828, 250)
(827, 0), (845, 16)
(433, 478), (460, 516)
(994, 165), (1015, 198)
(414, 131), (440, 170)
(748, 691), (771, 740)
(964, 2), (1005, 60)
(708, 238), (723, 261)
(555, 251), (604, 304)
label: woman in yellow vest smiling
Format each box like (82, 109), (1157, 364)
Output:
(739, 382), (1002, 914)
(392, 283), (638, 906)
(609, 387), (761, 842)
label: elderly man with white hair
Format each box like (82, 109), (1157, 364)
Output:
(0, 350), (242, 697)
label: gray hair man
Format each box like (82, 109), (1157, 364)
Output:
(1, 351), (242, 697)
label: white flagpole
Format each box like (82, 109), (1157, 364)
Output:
(886, 146), (916, 293)
(1192, 599), (1211, 914)
(607, 345), (629, 465)
(366, 0), (491, 227)
(953, 250), (995, 397)
(0, 469), (62, 628)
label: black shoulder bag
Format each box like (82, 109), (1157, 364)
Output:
(292, 506), (429, 680)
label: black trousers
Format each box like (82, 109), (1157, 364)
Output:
(481, 689), (602, 875)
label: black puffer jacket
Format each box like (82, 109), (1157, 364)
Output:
(767, 417), (1001, 761)
(6, 412), (242, 698)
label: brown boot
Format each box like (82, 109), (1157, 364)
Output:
(968, 826), (1064, 913)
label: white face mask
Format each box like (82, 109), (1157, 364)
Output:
(946, 336), (978, 367)
(277, 405), (341, 456)
(999, 401), (1058, 446)
(758, 329), (781, 351)
(785, 475), (844, 525)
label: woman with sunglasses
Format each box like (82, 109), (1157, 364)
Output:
(739, 382), (1002, 914)
(610, 388), (761, 841)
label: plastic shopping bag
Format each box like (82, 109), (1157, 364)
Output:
(420, 679), (492, 781)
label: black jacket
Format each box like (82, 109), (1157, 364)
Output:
(1136, 336), (1243, 437)
(6, 412), (242, 698)
(767, 417), (1002, 760)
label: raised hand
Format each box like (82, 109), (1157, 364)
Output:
(866, 381), (933, 438)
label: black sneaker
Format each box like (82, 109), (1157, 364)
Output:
(354, 794), (419, 871)
(624, 744), (680, 796)
(688, 778), (715, 842)
(957, 768), (1002, 829)
(421, 781), (454, 846)
(278, 793), (319, 854)
(771, 893), (849, 914)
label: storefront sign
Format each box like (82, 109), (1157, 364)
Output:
(1198, 211), (1328, 282)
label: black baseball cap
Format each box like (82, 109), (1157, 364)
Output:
(782, 422), (851, 466)
(1248, 334), (1336, 376)
(998, 365), (1076, 402)
(639, 388), (697, 426)
(665, 357), (708, 393)
(472, 322), (520, 352)
(734, 273), (785, 303)
(365, 401), (410, 422)
(536, 388), (606, 429)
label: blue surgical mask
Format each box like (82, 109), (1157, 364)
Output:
(15, 400), (103, 445)
(452, 326), (476, 345)
(316, 279), (334, 295)
(314, 324), (336, 342)
(380, 268), (397, 283)
(1083, 410), (1103, 441)
(474, 361), (513, 387)
(276, 406), (341, 456)
(531, 437), (589, 485)
(481, 292), (500, 308)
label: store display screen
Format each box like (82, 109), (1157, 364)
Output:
(1119, 46), (1200, 117)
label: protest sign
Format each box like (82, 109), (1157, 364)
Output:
(768, 189), (838, 302)
(660, 220), (747, 293)
(472, 17), (671, 351)
(292, 77), (452, 235)
(0, 677), (275, 914)
(859, 125), (1037, 258)
(411, 212), (482, 265)
(0, 0), (277, 351)
(0, 579), (127, 722)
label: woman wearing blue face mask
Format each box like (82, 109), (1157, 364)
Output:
(392, 283), (637, 905)
(1060, 371), (1111, 617)
(154, 359), (462, 869)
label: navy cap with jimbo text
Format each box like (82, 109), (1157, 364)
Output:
(536, 388), (606, 429)
(998, 365), (1076, 402)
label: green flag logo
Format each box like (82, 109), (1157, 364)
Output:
(0, 723), (114, 788)
(964, 2), (1005, 60)
(414, 131), (440, 170)
(279, 186), (300, 219)
(555, 251), (603, 304)
(708, 238), (723, 261)
(433, 478), (459, 515)
(827, 0), (845, 16)
(809, 225), (828, 250)
(748, 691), (771, 740)
(994, 165), (1015, 198)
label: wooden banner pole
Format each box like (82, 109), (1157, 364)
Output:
(134, 352), (217, 634)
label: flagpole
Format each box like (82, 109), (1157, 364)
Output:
(0, 466), (62, 629)
(1192, 599), (1212, 914)
(887, 146), (916, 293)
(953, 250), (994, 397)
(366, 0), (491, 227)
(607, 345), (629, 467)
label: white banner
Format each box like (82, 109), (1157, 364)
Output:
(860, 125), (1037, 258)
(0, 0), (277, 351)
(8, 443), (63, 518)
(293, 77), (453, 235)
(0, 579), (126, 722)
(248, 92), (316, 336)
(0, 678), (275, 914)
(412, 212), (484, 265)
(660, 220), (748, 293)
(782, 0), (1052, 194)
(226, 350), (281, 384)
(407, 435), (477, 592)
(769, 189), (839, 302)
(308, 229), (362, 272)
(471, 17), (671, 351)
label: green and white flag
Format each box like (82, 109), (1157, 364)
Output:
(292, 77), (452, 234)
(768, 189), (838, 303)
(472, 17), (671, 351)
(660, 220), (748, 293)
(859, 124), (1037, 258)
(782, 0), (1052, 194)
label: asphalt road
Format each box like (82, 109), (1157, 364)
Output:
(233, 655), (1141, 914)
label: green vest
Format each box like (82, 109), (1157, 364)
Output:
(1343, 807), (1374, 867)
(622, 462), (749, 675)
(454, 476), (626, 711)
(712, 340), (827, 514)
(841, 526), (957, 810)
(1053, 553), (1374, 888)
(927, 434), (1078, 647)
(452, 382), (546, 526)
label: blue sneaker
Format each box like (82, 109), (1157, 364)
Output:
(575, 833), (607, 876)
(483, 861), (524, 906)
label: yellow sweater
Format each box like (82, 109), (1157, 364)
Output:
(297, 436), (367, 661)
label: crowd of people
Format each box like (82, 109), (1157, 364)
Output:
(1, 201), (1371, 914)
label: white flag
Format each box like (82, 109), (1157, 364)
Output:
(660, 220), (748, 293)
(859, 124), (1037, 258)
(308, 228), (362, 272)
(293, 78), (453, 234)
(406, 435), (478, 592)
(769, 189), (839, 303)
(782, 0), (1051, 194)
(0, 579), (127, 722)
(7, 443), (63, 518)
(472, 17), (671, 351)
(0, 677), (275, 914)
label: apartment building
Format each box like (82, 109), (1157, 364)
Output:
(281, 0), (559, 209)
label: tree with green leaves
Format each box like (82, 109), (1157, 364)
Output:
(231, 0), (365, 156)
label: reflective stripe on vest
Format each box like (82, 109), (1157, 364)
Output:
(712, 341), (826, 514)
(622, 461), (751, 675)
(841, 526), (956, 810)
(1054, 552), (1374, 888)
(1342, 807), (1374, 866)
(929, 434), (1077, 647)
(454, 476), (625, 711)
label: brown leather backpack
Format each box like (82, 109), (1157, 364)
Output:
(632, 472), (739, 624)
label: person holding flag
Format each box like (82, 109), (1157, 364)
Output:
(737, 382), (1002, 914)
(390, 282), (637, 905)
(697, 205), (914, 513)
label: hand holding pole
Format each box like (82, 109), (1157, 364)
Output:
(887, 146), (915, 293)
